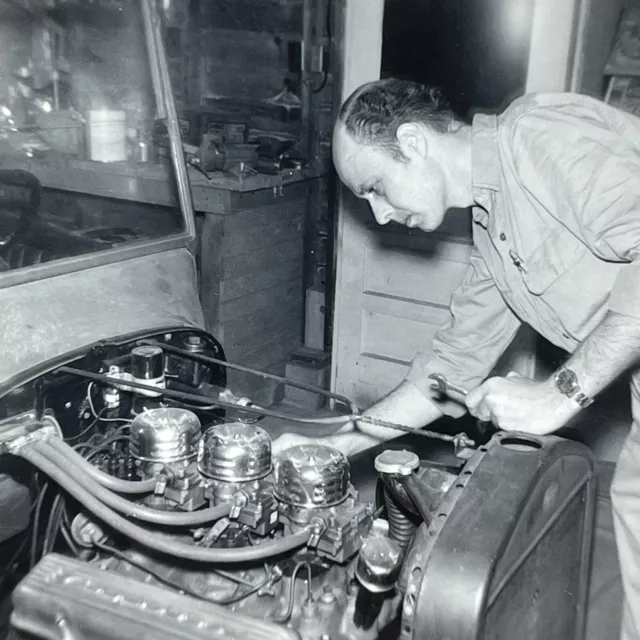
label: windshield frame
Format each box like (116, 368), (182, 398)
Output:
(0, 0), (196, 291)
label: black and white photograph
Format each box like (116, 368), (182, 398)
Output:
(0, 1), (637, 639)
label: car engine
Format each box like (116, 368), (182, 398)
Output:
(55, 410), (394, 640)
(0, 330), (598, 640)
(0, 330), (420, 640)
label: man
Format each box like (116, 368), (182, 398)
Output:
(272, 79), (640, 638)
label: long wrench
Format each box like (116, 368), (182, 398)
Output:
(428, 373), (469, 400)
(429, 373), (495, 439)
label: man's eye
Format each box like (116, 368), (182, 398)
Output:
(369, 186), (381, 196)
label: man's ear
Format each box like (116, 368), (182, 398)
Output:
(396, 123), (428, 160)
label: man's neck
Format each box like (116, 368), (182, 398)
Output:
(442, 124), (475, 208)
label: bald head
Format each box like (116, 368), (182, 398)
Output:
(336, 78), (461, 160)
(332, 79), (473, 233)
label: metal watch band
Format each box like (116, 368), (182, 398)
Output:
(554, 367), (594, 408)
(567, 388), (594, 409)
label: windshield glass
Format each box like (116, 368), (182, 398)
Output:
(0, 0), (190, 279)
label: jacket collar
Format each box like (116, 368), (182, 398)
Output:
(471, 113), (501, 227)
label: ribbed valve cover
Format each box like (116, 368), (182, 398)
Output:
(197, 422), (272, 482)
(274, 444), (350, 508)
(130, 408), (201, 464)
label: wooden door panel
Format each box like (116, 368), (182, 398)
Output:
(362, 291), (452, 327)
(364, 238), (472, 307)
(361, 302), (451, 365)
(354, 354), (410, 408)
(331, 186), (474, 402)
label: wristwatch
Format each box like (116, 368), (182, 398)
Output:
(553, 367), (594, 408)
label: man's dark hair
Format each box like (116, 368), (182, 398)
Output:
(337, 78), (459, 159)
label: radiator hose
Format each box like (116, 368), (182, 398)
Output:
(375, 450), (434, 550)
(383, 488), (418, 551)
(19, 445), (312, 564)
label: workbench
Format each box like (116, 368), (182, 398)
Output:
(0, 153), (325, 403)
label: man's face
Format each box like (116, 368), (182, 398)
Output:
(332, 124), (448, 232)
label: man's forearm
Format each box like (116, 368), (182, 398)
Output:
(465, 310), (640, 435)
(557, 311), (640, 400)
(341, 381), (444, 455)
(278, 381), (448, 459)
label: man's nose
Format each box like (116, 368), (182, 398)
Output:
(369, 199), (393, 225)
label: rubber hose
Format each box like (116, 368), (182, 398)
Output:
(35, 441), (231, 527)
(383, 487), (417, 551)
(380, 476), (418, 517)
(353, 589), (385, 630)
(402, 474), (433, 527)
(20, 446), (311, 564)
(48, 437), (158, 494)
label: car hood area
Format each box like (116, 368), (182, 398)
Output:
(0, 247), (205, 391)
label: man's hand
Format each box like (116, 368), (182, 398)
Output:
(465, 371), (580, 435)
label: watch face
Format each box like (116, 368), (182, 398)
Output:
(556, 368), (577, 394)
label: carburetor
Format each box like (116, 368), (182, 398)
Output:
(130, 407), (206, 511)
(273, 444), (374, 562)
(197, 422), (279, 538)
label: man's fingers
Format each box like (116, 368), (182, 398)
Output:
(506, 370), (523, 379)
(476, 404), (494, 423)
(466, 382), (489, 412)
(467, 384), (503, 423)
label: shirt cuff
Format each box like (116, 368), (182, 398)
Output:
(404, 354), (471, 419)
(609, 262), (640, 318)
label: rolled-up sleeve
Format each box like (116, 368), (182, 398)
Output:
(510, 103), (640, 319)
(405, 246), (522, 417)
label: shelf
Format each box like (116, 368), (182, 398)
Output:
(0, 153), (328, 214)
